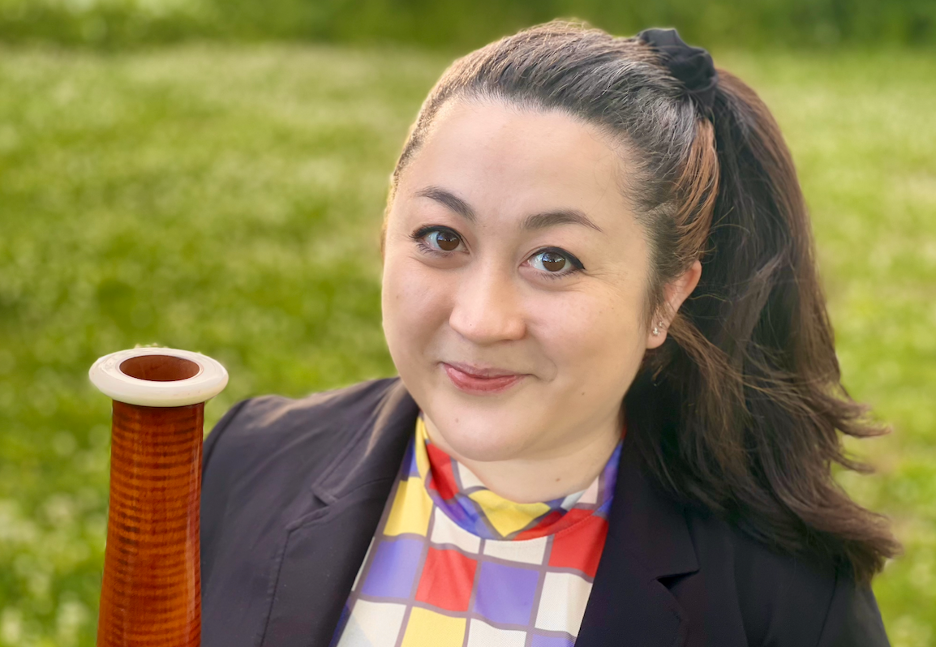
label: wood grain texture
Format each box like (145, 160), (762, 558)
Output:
(97, 400), (203, 647)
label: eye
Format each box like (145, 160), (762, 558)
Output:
(411, 226), (464, 254)
(529, 248), (584, 279)
(534, 250), (568, 272)
(430, 229), (461, 251)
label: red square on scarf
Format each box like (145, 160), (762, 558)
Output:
(547, 515), (609, 578)
(426, 443), (459, 501)
(415, 547), (478, 612)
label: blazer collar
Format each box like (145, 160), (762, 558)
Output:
(576, 429), (700, 646)
(262, 379), (419, 646)
(310, 378), (419, 505)
(263, 377), (699, 646)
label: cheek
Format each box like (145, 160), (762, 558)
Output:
(382, 255), (452, 348)
(535, 288), (646, 385)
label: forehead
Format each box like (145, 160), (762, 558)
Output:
(398, 99), (635, 228)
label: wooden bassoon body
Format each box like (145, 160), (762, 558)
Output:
(89, 348), (228, 647)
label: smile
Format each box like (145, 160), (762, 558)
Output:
(442, 362), (526, 395)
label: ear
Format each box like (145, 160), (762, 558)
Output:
(645, 259), (702, 349)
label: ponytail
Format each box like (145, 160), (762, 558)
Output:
(630, 69), (900, 584)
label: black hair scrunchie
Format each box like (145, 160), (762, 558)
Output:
(638, 28), (718, 114)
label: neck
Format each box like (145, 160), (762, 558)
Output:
(423, 411), (623, 503)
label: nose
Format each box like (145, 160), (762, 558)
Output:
(448, 265), (527, 344)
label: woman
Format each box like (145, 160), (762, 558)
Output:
(199, 22), (899, 646)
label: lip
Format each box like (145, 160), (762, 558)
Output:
(444, 361), (521, 378)
(442, 362), (526, 395)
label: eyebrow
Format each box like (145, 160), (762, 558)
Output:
(414, 186), (604, 233)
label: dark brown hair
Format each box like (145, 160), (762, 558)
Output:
(384, 20), (899, 583)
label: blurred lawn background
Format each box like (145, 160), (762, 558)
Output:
(1, 1), (935, 645)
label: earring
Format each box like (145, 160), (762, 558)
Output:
(652, 320), (665, 336)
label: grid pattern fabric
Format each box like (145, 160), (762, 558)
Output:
(333, 415), (622, 647)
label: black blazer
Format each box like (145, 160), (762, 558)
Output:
(200, 377), (889, 646)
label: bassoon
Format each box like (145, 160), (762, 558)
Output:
(89, 348), (228, 646)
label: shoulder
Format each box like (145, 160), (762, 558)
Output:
(199, 376), (406, 535)
(198, 376), (412, 642)
(680, 505), (889, 645)
(203, 376), (402, 478)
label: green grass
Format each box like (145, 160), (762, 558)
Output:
(1, 44), (934, 646)
(2, 0), (934, 50)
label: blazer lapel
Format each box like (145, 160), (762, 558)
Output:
(262, 379), (419, 647)
(576, 433), (699, 647)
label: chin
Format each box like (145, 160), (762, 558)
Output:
(425, 397), (534, 463)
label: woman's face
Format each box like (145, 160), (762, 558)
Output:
(381, 99), (672, 467)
